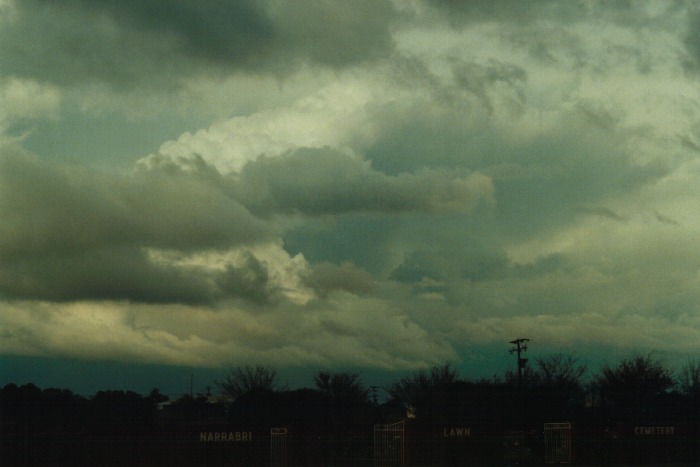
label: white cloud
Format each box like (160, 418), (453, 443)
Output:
(146, 75), (381, 174)
(147, 241), (313, 305)
(0, 78), (61, 141)
(0, 295), (456, 370)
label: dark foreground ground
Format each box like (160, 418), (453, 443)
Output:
(3, 434), (698, 466)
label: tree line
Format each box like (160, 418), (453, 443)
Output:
(2, 353), (700, 465)
(217, 353), (699, 425)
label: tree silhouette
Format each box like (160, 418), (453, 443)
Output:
(596, 353), (674, 420)
(534, 353), (587, 389)
(314, 371), (369, 404)
(312, 371), (372, 461)
(217, 365), (283, 398)
(147, 387), (169, 405)
(529, 353), (588, 422)
(678, 358), (700, 398)
(388, 363), (458, 418)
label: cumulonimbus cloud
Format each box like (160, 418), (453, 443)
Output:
(0, 0), (699, 378)
(234, 147), (494, 216)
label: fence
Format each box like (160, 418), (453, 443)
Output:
(544, 422), (572, 464)
(270, 427), (288, 467)
(374, 420), (404, 467)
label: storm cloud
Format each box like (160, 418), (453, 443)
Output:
(235, 147), (493, 216)
(1, 0), (700, 383)
(0, 149), (275, 303)
(0, 0), (395, 88)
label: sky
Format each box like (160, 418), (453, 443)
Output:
(1, 0), (700, 396)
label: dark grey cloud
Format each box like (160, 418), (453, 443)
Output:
(215, 252), (272, 305)
(390, 244), (509, 285)
(512, 253), (571, 278)
(450, 59), (527, 113)
(234, 147), (492, 217)
(91, 0), (275, 63)
(0, 150), (270, 256)
(575, 206), (627, 222)
(0, 245), (276, 305)
(488, 128), (667, 239)
(0, 246), (216, 304)
(684, 8), (700, 72)
(271, 0), (395, 68)
(0, 0), (395, 88)
(0, 148), (275, 303)
(367, 98), (667, 241)
(423, 0), (587, 25)
(303, 261), (376, 298)
(424, 0), (663, 28)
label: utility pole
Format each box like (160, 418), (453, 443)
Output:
(509, 338), (530, 388)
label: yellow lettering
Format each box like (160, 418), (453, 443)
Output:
(443, 427), (471, 437)
(196, 429), (258, 441)
(636, 426), (676, 436)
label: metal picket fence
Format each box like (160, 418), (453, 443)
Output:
(270, 427), (288, 467)
(544, 422), (572, 464)
(374, 420), (405, 467)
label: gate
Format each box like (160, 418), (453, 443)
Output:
(270, 427), (288, 467)
(544, 422), (572, 464)
(374, 420), (404, 467)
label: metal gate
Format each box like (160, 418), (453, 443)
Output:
(544, 422), (571, 464)
(374, 420), (404, 467)
(270, 427), (288, 467)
